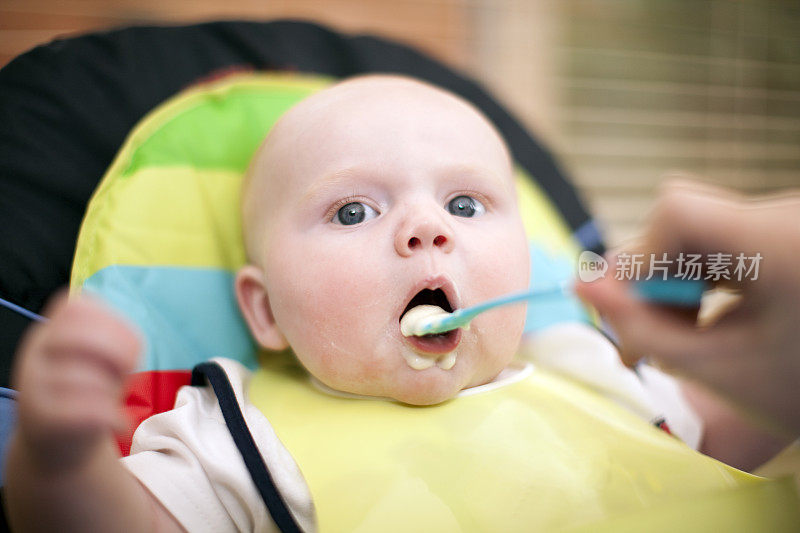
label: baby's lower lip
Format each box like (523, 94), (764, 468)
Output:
(404, 328), (462, 355)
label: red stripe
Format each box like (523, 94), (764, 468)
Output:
(117, 370), (192, 456)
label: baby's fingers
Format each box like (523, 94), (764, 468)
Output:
(23, 352), (127, 433)
(14, 345), (131, 472)
(40, 293), (142, 380)
(12, 292), (141, 468)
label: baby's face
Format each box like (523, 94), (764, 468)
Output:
(240, 77), (529, 404)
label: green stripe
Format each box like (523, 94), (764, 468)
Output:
(121, 84), (328, 177)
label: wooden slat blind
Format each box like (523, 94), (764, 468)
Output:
(469, 0), (800, 246)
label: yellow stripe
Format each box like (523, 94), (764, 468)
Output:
(514, 168), (580, 259)
(71, 166), (246, 288)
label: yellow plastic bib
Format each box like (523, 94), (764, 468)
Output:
(248, 354), (799, 532)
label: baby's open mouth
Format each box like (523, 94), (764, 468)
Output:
(402, 288), (453, 316)
(399, 288), (462, 367)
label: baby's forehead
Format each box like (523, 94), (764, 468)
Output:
(265, 85), (508, 187)
(278, 76), (495, 140)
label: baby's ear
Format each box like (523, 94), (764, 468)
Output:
(235, 265), (289, 351)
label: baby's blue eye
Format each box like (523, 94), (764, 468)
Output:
(334, 202), (379, 225)
(447, 195), (485, 218)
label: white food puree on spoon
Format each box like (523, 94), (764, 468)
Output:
(399, 305), (457, 370)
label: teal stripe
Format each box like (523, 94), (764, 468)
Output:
(525, 244), (590, 332)
(82, 266), (257, 372)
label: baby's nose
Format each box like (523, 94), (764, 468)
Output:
(395, 217), (454, 257)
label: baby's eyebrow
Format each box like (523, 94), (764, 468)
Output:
(436, 164), (503, 184)
(302, 167), (368, 203)
(436, 164), (512, 194)
(301, 164), (510, 203)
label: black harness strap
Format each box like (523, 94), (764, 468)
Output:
(191, 362), (302, 533)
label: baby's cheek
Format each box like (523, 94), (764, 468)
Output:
(467, 231), (528, 357)
(472, 244), (528, 294)
(474, 303), (526, 375)
(307, 321), (388, 395)
(294, 266), (385, 369)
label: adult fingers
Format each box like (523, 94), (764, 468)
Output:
(575, 261), (713, 370)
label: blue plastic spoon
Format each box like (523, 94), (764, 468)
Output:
(407, 278), (707, 336)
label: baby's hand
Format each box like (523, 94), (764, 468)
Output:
(12, 292), (141, 473)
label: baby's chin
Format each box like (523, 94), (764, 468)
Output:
(301, 333), (522, 405)
(386, 377), (465, 406)
(333, 362), (495, 406)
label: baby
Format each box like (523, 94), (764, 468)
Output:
(5, 75), (788, 532)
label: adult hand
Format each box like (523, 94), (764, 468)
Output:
(576, 180), (800, 435)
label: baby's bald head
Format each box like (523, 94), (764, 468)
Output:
(240, 74), (514, 265)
